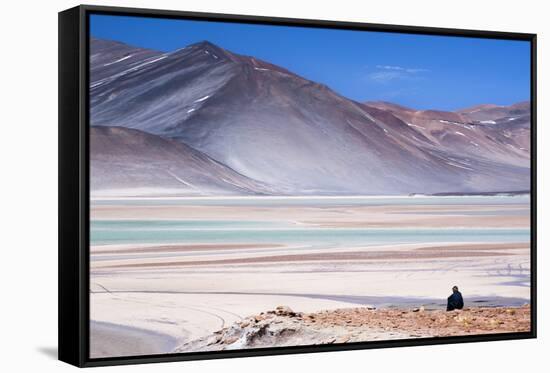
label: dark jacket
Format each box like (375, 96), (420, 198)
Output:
(447, 291), (464, 311)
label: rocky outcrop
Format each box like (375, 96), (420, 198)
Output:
(174, 305), (530, 352)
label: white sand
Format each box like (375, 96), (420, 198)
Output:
(89, 199), (530, 357)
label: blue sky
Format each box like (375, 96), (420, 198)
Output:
(90, 14), (530, 111)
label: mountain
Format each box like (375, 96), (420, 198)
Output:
(90, 126), (270, 196)
(89, 38), (531, 196)
(457, 101), (530, 122)
(90, 37), (163, 85)
(364, 101), (531, 167)
(457, 102), (531, 153)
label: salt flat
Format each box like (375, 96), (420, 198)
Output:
(89, 196), (531, 357)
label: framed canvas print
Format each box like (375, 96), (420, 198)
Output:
(58, 5), (537, 367)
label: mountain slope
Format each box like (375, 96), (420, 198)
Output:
(364, 101), (531, 167)
(89, 38), (531, 195)
(90, 37), (163, 85)
(90, 126), (270, 196)
(457, 101), (530, 122)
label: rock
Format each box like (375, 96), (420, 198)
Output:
(206, 333), (223, 346)
(174, 304), (531, 353)
(275, 305), (295, 316)
(223, 336), (239, 345)
(335, 335), (351, 344)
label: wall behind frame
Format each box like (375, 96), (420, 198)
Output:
(0, 0), (547, 372)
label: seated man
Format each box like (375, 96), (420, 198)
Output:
(446, 286), (464, 311)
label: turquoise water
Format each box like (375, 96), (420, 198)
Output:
(90, 219), (529, 246)
(91, 196), (530, 247)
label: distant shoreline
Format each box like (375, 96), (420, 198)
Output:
(90, 193), (530, 201)
(428, 190), (530, 197)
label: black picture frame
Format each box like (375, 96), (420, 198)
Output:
(58, 4), (537, 368)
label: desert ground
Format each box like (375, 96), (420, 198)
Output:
(89, 196), (531, 358)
